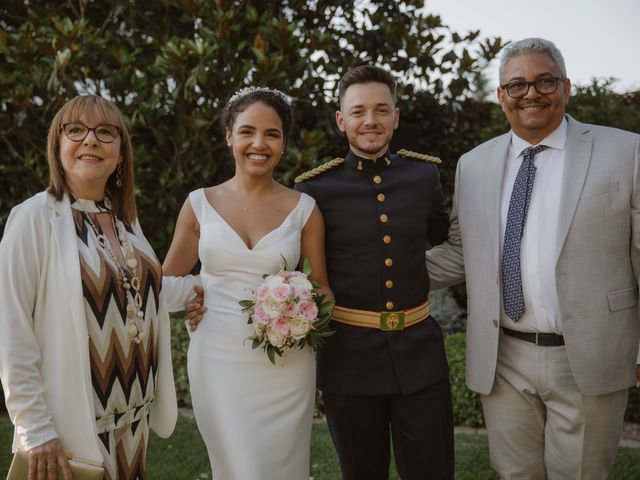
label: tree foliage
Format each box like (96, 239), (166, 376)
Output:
(0, 0), (503, 254)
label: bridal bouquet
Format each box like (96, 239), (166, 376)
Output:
(240, 257), (334, 364)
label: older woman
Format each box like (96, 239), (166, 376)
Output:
(0, 95), (176, 479)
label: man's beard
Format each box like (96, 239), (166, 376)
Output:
(349, 132), (392, 156)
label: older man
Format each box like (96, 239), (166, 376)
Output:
(427, 38), (640, 478)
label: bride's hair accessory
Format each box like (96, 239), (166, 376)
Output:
(227, 86), (291, 107)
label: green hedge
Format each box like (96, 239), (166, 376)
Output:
(444, 332), (485, 427)
(1, 327), (639, 426)
(444, 332), (640, 426)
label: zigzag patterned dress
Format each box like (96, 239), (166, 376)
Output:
(72, 199), (162, 480)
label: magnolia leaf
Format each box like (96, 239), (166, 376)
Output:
(251, 338), (261, 350)
(251, 46), (266, 64)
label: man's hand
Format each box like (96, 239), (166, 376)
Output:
(185, 284), (206, 332)
(28, 438), (72, 480)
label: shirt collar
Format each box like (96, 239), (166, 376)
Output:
(511, 117), (568, 157)
(345, 149), (392, 173)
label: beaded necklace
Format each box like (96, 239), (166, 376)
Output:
(75, 199), (145, 344)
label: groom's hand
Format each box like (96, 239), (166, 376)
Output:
(185, 284), (207, 331)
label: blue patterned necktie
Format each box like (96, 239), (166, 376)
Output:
(502, 145), (547, 321)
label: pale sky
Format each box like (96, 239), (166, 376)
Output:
(425, 0), (640, 94)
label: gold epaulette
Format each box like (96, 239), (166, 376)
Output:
(397, 149), (441, 164)
(294, 158), (344, 183)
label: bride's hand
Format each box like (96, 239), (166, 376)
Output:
(185, 284), (207, 331)
(28, 438), (72, 480)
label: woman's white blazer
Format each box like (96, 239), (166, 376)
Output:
(0, 191), (177, 463)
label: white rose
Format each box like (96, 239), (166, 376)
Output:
(261, 297), (283, 318)
(263, 274), (284, 290)
(266, 325), (286, 348)
(288, 274), (313, 292)
(289, 315), (312, 340)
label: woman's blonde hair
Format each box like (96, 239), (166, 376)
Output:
(47, 95), (137, 224)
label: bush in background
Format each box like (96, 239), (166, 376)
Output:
(443, 332), (640, 426)
(444, 332), (485, 427)
(0, 0), (503, 256)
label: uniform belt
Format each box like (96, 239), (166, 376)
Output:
(332, 300), (430, 331)
(501, 327), (565, 346)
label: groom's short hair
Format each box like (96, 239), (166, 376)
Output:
(338, 65), (397, 108)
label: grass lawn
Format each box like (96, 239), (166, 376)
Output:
(1, 414), (639, 479)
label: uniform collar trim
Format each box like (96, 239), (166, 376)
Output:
(345, 150), (392, 173)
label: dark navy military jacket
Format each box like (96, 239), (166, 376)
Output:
(295, 149), (450, 395)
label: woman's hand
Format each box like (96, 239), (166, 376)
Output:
(185, 284), (207, 331)
(28, 438), (72, 480)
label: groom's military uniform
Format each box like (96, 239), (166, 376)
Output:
(295, 149), (453, 480)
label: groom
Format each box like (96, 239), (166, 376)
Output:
(294, 65), (453, 479)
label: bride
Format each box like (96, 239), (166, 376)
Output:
(163, 87), (331, 479)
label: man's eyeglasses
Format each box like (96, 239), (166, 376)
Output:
(500, 77), (564, 99)
(61, 123), (121, 143)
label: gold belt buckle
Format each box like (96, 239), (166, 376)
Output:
(380, 311), (405, 331)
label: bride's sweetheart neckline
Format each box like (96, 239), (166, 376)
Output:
(202, 193), (304, 251)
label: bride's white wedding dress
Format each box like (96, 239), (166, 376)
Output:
(187, 188), (316, 479)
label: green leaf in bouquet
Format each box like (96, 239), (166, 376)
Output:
(279, 253), (289, 271)
(314, 316), (332, 329)
(316, 330), (336, 338)
(318, 300), (335, 317)
(266, 345), (277, 365)
(239, 300), (254, 310)
(251, 337), (262, 350)
(302, 257), (313, 276)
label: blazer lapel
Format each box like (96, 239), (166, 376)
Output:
(555, 116), (593, 261)
(46, 194), (95, 403)
(483, 134), (511, 267)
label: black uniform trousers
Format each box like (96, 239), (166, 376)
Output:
(323, 378), (454, 480)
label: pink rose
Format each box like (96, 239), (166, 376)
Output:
(295, 287), (312, 301)
(256, 284), (270, 302)
(274, 316), (291, 336)
(299, 301), (318, 321)
(253, 302), (271, 325)
(283, 300), (300, 317)
(272, 283), (292, 302)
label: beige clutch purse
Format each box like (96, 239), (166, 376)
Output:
(7, 449), (104, 479)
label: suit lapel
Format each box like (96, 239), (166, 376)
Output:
(483, 134), (511, 267)
(555, 116), (593, 261)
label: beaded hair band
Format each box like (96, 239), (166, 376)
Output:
(226, 86), (291, 107)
